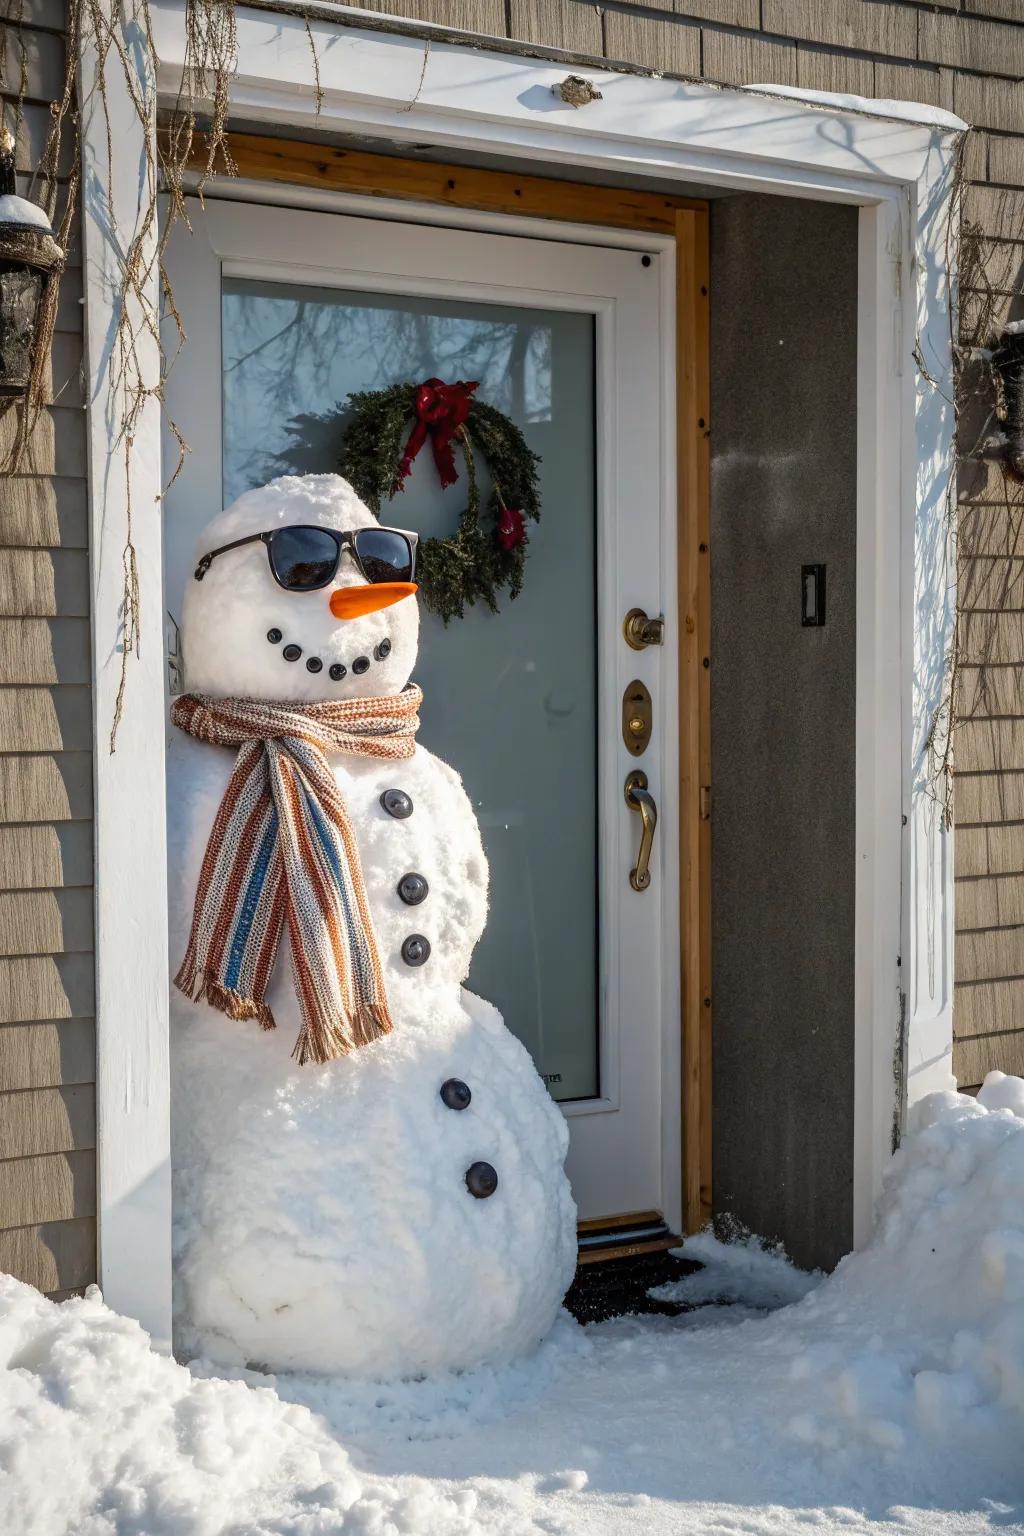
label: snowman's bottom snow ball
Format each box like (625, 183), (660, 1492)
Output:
(172, 989), (577, 1378)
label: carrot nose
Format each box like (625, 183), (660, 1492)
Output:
(329, 582), (418, 620)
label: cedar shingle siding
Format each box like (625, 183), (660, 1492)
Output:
(0, 0), (1021, 1294)
(0, 3), (96, 1294)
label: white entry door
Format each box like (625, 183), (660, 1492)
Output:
(163, 195), (680, 1228)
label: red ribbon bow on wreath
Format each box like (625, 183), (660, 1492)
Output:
(396, 377), (479, 492)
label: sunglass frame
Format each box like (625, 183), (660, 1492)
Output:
(193, 524), (420, 591)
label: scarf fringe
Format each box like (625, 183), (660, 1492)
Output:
(175, 962), (277, 1033)
(291, 1002), (393, 1067)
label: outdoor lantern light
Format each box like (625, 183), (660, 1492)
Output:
(992, 321), (1024, 482)
(0, 121), (64, 398)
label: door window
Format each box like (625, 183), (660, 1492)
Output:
(222, 280), (599, 1101)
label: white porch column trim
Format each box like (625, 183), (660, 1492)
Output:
(81, 1), (962, 1328)
(80, 6), (172, 1348)
(853, 196), (907, 1248)
(906, 153), (961, 1108)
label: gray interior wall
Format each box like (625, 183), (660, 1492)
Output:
(709, 193), (858, 1273)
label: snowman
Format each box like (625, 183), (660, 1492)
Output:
(167, 473), (577, 1378)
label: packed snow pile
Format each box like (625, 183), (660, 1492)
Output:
(0, 1275), (484, 1535)
(650, 1228), (822, 1312)
(2, 1075), (1023, 1534)
(778, 1070), (1024, 1459)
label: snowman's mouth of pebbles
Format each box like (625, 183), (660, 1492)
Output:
(265, 627), (392, 682)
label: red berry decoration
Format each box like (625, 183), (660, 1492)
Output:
(496, 507), (527, 552)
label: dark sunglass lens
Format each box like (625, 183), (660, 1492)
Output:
(268, 527), (339, 591)
(353, 528), (414, 585)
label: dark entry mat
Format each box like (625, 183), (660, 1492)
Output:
(564, 1249), (702, 1325)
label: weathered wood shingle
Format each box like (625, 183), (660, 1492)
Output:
(604, 11), (698, 75)
(0, 5), (96, 1291)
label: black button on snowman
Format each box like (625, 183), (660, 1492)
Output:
(384, 791), (489, 1191)
(168, 474), (575, 1377)
(398, 872), (428, 905)
(440, 1077), (472, 1110)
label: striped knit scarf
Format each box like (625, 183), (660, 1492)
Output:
(172, 687), (422, 1065)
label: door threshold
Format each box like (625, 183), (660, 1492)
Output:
(565, 1241), (699, 1325)
(576, 1210), (681, 1266)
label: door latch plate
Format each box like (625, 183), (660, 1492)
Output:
(622, 679), (653, 756)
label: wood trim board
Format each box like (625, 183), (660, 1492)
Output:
(576, 1210), (681, 1266)
(675, 208), (713, 1233)
(176, 136), (714, 1237)
(180, 132), (707, 233)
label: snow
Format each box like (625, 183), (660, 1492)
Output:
(169, 476), (575, 1376)
(171, 985), (576, 1377)
(179, 476), (423, 707)
(651, 1228), (822, 1312)
(748, 84), (967, 133)
(4, 1076), (1024, 1534)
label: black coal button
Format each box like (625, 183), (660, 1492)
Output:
(440, 1078), (471, 1111)
(375, 638), (392, 660)
(267, 628), (282, 644)
(397, 872), (428, 906)
(352, 656), (370, 675)
(401, 934), (430, 967)
(465, 1162), (498, 1199)
(329, 663), (347, 681)
(380, 789), (413, 819)
(282, 643), (302, 662)
(306, 656), (323, 673)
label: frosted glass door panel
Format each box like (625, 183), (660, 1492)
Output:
(222, 280), (598, 1101)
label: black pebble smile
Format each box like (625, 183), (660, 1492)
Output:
(266, 631), (391, 681)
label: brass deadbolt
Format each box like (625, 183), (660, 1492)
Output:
(622, 680), (652, 756)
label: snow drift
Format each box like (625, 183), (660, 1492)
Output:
(1, 1074), (1023, 1535)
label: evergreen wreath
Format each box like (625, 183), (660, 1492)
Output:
(338, 379), (541, 624)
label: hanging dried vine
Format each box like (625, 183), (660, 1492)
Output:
(928, 153), (1024, 829)
(919, 129), (972, 827)
(0, 0), (248, 748)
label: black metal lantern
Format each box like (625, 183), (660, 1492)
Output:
(992, 322), (1024, 482)
(0, 123), (64, 398)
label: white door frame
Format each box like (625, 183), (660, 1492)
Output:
(161, 195), (680, 1226)
(81, 1), (961, 1345)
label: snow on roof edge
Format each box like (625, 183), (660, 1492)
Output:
(239, 4), (971, 135)
(748, 83), (967, 134)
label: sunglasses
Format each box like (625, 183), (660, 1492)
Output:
(193, 524), (419, 593)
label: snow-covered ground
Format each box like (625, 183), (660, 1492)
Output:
(3, 1075), (1023, 1535)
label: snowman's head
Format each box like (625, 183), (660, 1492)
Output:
(181, 475), (419, 702)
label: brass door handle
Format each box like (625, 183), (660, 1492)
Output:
(623, 607), (665, 650)
(624, 770), (657, 891)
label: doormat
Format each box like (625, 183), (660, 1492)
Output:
(564, 1250), (702, 1325)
